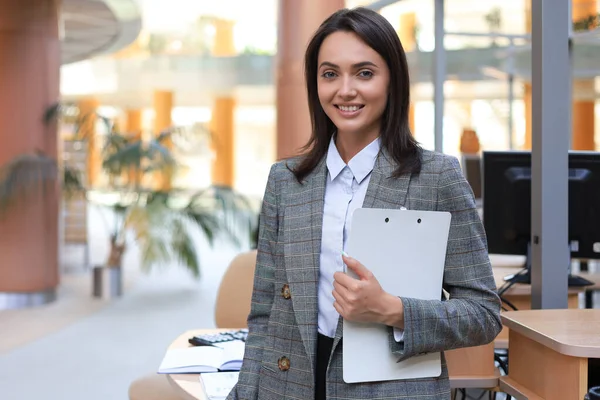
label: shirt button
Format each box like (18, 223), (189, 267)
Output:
(278, 356), (290, 371)
(281, 284), (291, 299)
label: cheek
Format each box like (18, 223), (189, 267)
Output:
(317, 84), (334, 105)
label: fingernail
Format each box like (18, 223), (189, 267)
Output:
(341, 250), (350, 258)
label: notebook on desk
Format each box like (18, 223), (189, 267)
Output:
(343, 208), (451, 383)
(158, 340), (245, 374)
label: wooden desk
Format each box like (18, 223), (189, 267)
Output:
(165, 330), (499, 399)
(166, 329), (227, 400)
(492, 265), (584, 348)
(499, 309), (600, 400)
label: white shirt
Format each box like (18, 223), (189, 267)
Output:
(317, 137), (404, 341)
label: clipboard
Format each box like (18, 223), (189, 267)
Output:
(342, 207), (451, 383)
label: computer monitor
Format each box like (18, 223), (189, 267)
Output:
(482, 150), (600, 286)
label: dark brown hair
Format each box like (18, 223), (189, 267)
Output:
(292, 7), (421, 182)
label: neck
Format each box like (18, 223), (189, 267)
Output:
(335, 131), (379, 163)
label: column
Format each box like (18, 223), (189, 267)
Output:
(399, 12), (417, 134)
(210, 18), (236, 187)
(524, 83), (532, 149)
(0, 0), (60, 306)
(126, 109), (142, 187)
(276, 0), (345, 160)
(78, 97), (99, 187)
(153, 90), (173, 135)
(153, 90), (173, 190)
(213, 18), (236, 56)
(522, 2), (533, 150)
(211, 97), (236, 187)
(399, 12), (417, 52)
(571, 0), (596, 150)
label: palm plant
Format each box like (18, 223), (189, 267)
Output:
(82, 113), (256, 278)
(4, 103), (256, 279)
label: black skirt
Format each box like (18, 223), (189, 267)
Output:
(315, 333), (334, 400)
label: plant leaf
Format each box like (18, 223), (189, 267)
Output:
(171, 217), (200, 278)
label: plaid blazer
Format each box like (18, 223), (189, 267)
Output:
(228, 148), (502, 400)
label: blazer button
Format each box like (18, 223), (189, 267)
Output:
(278, 356), (290, 371)
(281, 284), (291, 299)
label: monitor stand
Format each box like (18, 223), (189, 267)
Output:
(503, 243), (594, 287)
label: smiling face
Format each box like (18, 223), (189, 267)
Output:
(317, 30), (390, 147)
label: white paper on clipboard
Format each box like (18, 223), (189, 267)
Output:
(342, 207), (451, 383)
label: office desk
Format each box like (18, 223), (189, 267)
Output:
(499, 309), (600, 400)
(492, 265), (585, 348)
(165, 329), (498, 399)
(165, 329), (227, 400)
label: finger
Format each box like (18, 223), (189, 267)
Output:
(332, 280), (351, 303)
(342, 254), (372, 280)
(333, 270), (358, 289)
(333, 300), (345, 318)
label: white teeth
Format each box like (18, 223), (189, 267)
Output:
(339, 105), (361, 112)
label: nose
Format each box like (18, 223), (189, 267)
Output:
(338, 76), (357, 99)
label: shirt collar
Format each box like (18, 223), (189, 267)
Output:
(326, 136), (381, 184)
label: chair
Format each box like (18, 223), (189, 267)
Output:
(128, 250), (257, 400)
(446, 342), (502, 399)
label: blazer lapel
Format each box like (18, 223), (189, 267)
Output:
(363, 148), (410, 210)
(283, 158), (327, 374)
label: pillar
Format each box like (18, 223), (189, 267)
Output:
(0, 0), (60, 305)
(400, 12), (417, 134)
(572, 84), (595, 150)
(213, 19), (236, 56)
(399, 12), (417, 52)
(126, 109), (142, 136)
(524, 83), (532, 149)
(523, 2), (533, 150)
(211, 98), (236, 187)
(276, 0), (345, 160)
(78, 97), (99, 186)
(153, 90), (173, 135)
(210, 19), (236, 187)
(153, 90), (173, 190)
(126, 109), (142, 187)
(571, 0), (596, 150)
(408, 103), (415, 134)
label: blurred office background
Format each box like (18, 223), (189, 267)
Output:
(1, 0), (599, 399)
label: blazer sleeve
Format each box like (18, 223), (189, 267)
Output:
(228, 164), (279, 399)
(389, 155), (502, 362)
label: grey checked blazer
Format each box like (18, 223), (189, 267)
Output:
(228, 148), (502, 400)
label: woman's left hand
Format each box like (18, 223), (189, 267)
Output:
(333, 254), (404, 328)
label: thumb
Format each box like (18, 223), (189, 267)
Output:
(342, 252), (370, 280)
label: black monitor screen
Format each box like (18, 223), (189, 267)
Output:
(483, 151), (600, 260)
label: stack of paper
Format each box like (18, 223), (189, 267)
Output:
(200, 372), (240, 400)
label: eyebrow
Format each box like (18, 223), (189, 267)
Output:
(319, 61), (378, 69)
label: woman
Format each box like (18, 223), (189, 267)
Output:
(228, 7), (502, 400)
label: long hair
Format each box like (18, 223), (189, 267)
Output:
(292, 7), (421, 182)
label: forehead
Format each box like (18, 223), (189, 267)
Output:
(318, 31), (384, 65)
